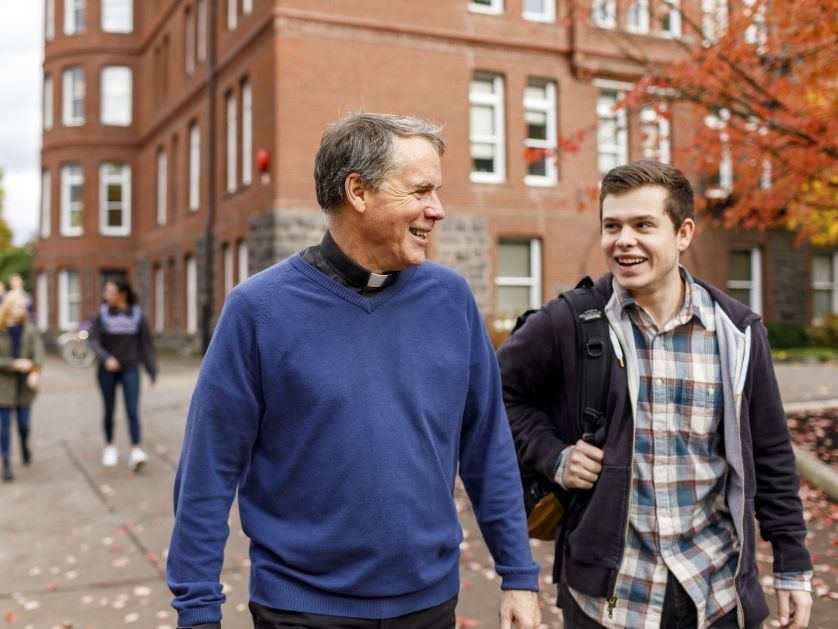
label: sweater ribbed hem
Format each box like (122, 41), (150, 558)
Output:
(249, 566), (460, 620)
(176, 604), (223, 627)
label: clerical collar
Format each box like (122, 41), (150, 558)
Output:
(302, 231), (399, 295)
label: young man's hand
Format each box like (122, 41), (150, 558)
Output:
(499, 589), (540, 629)
(777, 589), (811, 628)
(561, 440), (604, 490)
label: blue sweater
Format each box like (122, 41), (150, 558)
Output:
(167, 255), (539, 627)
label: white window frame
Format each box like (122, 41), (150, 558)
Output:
(101, 0), (133, 34)
(660, 0), (682, 38)
(99, 163), (131, 236)
(227, 0), (237, 30)
(495, 238), (542, 331)
(223, 243), (234, 296)
(727, 248), (762, 315)
(100, 66), (132, 126)
(595, 82), (629, 177)
(241, 80), (253, 186)
(197, 0), (208, 62)
(62, 67), (85, 127)
(154, 265), (165, 331)
(237, 240), (249, 284)
(470, 74), (506, 184)
(40, 169), (52, 239)
(469, 0), (503, 15)
(186, 256), (198, 334)
(702, 0), (729, 43)
(523, 0), (555, 22)
(64, 0), (86, 35)
(704, 108), (733, 196)
(523, 79), (558, 186)
(592, 0), (617, 29)
(640, 105), (671, 164)
(226, 92), (238, 193)
(58, 269), (81, 330)
(36, 273), (49, 332)
(812, 252), (838, 322)
(185, 7), (196, 74)
(242, 0), (252, 15)
(189, 123), (201, 211)
(43, 75), (54, 131)
(626, 0), (650, 34)
(157, 148), (167, 226)
(45, 0), (55, 41)
(60, 164), (84, 236)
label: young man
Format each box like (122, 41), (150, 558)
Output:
(167, 113), (540, 629)
(498, 161), (812, 628)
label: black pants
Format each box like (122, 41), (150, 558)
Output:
(560, 575), (743, 628)
(249, 595), (457, 629)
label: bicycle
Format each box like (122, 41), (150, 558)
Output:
(57, 321), (96, 368)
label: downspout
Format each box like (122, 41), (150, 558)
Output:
(201, 0), (218, 353)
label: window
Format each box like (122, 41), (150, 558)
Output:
(186, 256), (198, 334)
(812, 253), (838, 322)
(40, 170), (52, 238)
(226, 92), (238, 193)
(640, 106), (670, 164)
(592, 0), (616, 28)
(626, 0), (650, 33)
(36, 274), (48, 332)
(470, 74), (506, 183)
(237, 240), (249, 284)
(523, 79), (557, 186)
(597, 88), (628, 176)
(197, 0), (208, 62)
(154, 265), (165, 331)
(60, 164), (84, 236)
(185, 7), (196, 74)
(223, 243), (234, 296)
(704, 108), (732, 196)
(102, 0), (133, 33)
(242, 0), (252, 15)
(228, 0), (237, 30)
(241, 80), (252, 186)
(743, 0), (767, 51)
(702, 0), (728, 43)
(523, 0), (554, 22)
(495, 239), (542, 331)
(43, 75), (53, 131)
(100, 66), (132, 126)
(99, 163), (131, 236)
(45, 0), (55, 41)
(661, 0), (682, 37)
(156, 149), (167, 226)
(469, 0), (503, 14)
(62, 67), (85, 126)
(727, 248), (762, 315)
(64, 0), (86, 35)
(58, 269), (81, 330)
(189, 123), (201, 210)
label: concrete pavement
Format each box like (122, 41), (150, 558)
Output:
(1, 355), (836, 628)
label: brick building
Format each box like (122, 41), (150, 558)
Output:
(35, 0), (838, 350)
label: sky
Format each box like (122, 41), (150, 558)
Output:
(0, 1), (43, 246)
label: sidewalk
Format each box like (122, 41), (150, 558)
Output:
(1, 356), (835, 628)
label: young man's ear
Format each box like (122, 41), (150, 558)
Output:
(677, 218), (696, 253)
(344, 173), (367, 214)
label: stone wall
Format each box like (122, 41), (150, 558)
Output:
(768, 231), (810, 324)
(435, 215), (490, 315)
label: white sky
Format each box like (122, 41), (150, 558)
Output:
(0, 0), (43, 246)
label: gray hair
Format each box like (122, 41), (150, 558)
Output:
(314, 113), (445, 213)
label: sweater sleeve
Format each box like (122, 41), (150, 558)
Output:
(87, 314), (110, 363)
(167, 287), (264, 627)
(138, 314), (158, 382)
(747, 323), (812, 574)
(457, 291), (540, 592)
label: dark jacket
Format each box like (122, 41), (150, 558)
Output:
(89, 305), (157, 382)
(0, 322), (44, 407)
(497, 273), (812, 627)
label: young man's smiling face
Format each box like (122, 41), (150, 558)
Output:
(600, 184), (694, 301)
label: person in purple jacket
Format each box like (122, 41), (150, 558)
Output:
(167, 113), (540, 629)
(499, 160), (812, 629)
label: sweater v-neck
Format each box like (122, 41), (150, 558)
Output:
(289, 254), (419, 313)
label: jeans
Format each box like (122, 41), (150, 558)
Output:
(0, 406), (31, 459)
(97, 366), (141, 445)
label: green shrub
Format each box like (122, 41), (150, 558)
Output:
(807, 313), (838, 349)
(766, 322), (810, 349)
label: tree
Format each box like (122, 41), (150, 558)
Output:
(0, 167), (34, 288)
(0, 168), (13, 251)
(574, 0), (838, 244)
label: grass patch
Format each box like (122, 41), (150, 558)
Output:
(772, 347), (838, 362)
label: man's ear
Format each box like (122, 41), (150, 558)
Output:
(677, 218), (696, 253)
(344, 173), (367, 214)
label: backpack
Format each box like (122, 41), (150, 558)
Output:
(509, 276), (613, 541)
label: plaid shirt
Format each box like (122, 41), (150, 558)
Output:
(571, 270), (739, 628)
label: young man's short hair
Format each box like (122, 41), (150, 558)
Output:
(600, 160), (695, 230)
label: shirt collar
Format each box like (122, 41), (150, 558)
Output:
(320, 231), (398, 290)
